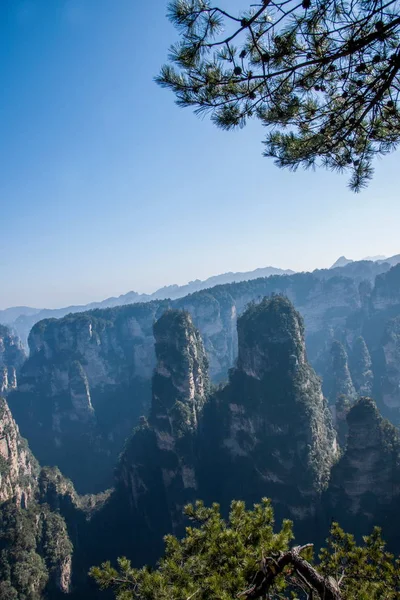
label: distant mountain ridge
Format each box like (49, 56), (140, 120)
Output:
(330, 256), (354, 269)
(0, 265), (294, 345)
(330, 253), (400, 269)
(2, 255), (400, 346)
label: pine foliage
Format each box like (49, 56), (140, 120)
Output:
(157, 0), (400, 190)
(91, 499), (400, 599)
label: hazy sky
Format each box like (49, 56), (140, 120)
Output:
(0, 0), (399, 310)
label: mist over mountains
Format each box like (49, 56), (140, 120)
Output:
(2, 254), (399, 347)
(331, 254), (400, 269)
(0, 265), (294, 344)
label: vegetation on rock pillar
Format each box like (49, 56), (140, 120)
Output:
(217, 296), (337, 512)
(0, 501), (73, 599)
(157, 0), (400, 191)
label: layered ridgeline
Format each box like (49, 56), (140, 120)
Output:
(0, 326), (25, 395)
(1, 265), (295, 346)
(8, 264), (400, 493)
(359, 265), (400, 421)
(315, 265), (400, 418)
(0, 396), (74, 598)
(5, 255), (398, 347)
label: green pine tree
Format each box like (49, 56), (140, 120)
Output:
(90, 499), (400, 599)
(157, 0), (400, 191)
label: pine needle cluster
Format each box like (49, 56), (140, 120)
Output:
(157, 0), (400, 191)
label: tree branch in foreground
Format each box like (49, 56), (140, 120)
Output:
(241, 544), (342, 600)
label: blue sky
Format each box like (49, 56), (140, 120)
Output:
(0, 0), (399, 309)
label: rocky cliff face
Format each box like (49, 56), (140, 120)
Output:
(8, 302), (170, 492)
(116, 310), (209, 560)
(90, 299), (338, 569)
(326, 397), (400, 536)
(326, 341), (356, 403)
(371, 263), (400, 311)
(351, 265), (400, 422)
(0, 397), (39, 506)
(350, 336), (374, 397)
(0, 396), (74, 597)
(380, 317), (400, 416)
(202, 297), (338, 522)
(0, 325), (26, 394)
(150, 309), (209, 430)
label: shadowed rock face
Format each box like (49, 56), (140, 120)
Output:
(326, 397), (400, 535)
(117, 310), (210, 560)
(7, 304), (165, 492)
(350, 336), (374, 397)
(0, 326), (26, 395)
(328, 341), (356, 403)
(201, 297), (338, 522)
(0, 397), (38, 507)
(371, 264), (400, 311)
(99, 300), (338, 567)
(380, 317), (400, 414)
(0, 397), (74, 595)
(150, 309), (209, 432)
(333, 394), (352, 448)
(237, 297), (306, 379)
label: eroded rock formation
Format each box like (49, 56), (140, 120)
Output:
(0, 325), (25, 394)
(116, 310), (209, 560)
(380, 317), (400, 417)
(350, 336), (374, 397)
(0, 396), (74, 596)
(0, 397), (39, 506)
(328, 341), (356, 403)
(202, 297), (338, 521)
(326, 397), (400, 535)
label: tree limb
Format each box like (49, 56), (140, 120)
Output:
(239, 544), (343, 600)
